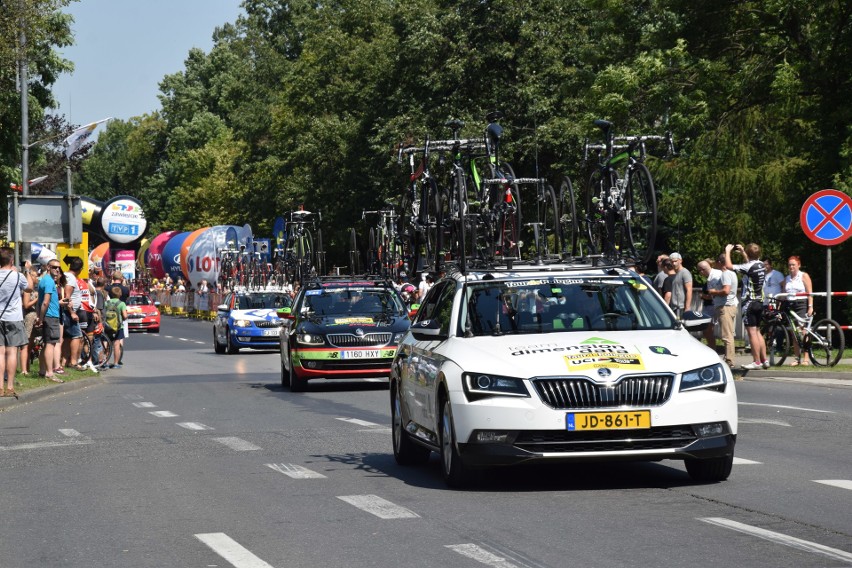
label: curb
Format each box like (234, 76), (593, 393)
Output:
(0, 375), (105, 411)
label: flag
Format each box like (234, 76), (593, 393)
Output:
(64, 117), (112, 159)
(9, 175), (48, 192)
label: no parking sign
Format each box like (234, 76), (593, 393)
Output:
(800, 189), (852, 246)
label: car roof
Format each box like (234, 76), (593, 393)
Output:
(303, 275), (394, 289)
(443, 261), (639, 283)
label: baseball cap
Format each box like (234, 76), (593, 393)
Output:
(669, 252), (683, 261)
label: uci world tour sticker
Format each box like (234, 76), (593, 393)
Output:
(563, 338), (645, 371)
(650, 345), (677, 356)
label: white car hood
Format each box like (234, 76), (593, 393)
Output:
(444, 330), (716, 378)
(230, 308), (279, 322)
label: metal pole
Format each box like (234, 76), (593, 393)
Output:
(827, 247), (832, 321)
(17, 19), (28, 268)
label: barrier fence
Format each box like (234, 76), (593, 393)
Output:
(149, 289), (225, 321)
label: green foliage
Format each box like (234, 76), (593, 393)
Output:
(63, 0), (850, 295)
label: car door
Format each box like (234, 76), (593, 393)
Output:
(406, 281), (456, 432)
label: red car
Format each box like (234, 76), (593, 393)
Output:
(125, 294), (161, 333)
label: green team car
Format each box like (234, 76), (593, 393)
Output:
(277, 277), (411, 391)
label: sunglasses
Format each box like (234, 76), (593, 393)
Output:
(49, 265), (61, 270)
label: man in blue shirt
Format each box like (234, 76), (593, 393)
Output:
(36, 260), (63, 382)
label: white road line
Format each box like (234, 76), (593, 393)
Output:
(0, 440), (93, 451)
(738, 402), (834, 414)
(358, 427), (392, 433)
(266, 463), (327, 479)
(132, 402), (157, 408)
(149, 410), (179, 418)
(446, 544), (520, 568)
(162, 335), (173, 339)
(739, 418), (791, 427)
(814, 479), (852, 491)
(195, 533), (275, 568)
(177, 422), (214, 431)
(336, 417), (382, 428)
(179, 337), (189, 342)
(733, 457), (762, 465)
(213, 437), (261, 451)
(699, 517), (852, 564)
(59, 429), (81, 437)
(337, 495), (419, 519)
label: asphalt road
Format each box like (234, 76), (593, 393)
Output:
(0, 316), (850, 568)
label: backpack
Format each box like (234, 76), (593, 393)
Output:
(104, 298), (122, 335)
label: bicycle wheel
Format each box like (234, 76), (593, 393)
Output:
(99, 332), (113, 367)
(581, 170), (609, 258)
(762, 321), (791, 367)
(79, 334), (93, 365)
(559, 176), (578, 257)
(349, 228), (360, 275)
(540, 183), (561, 259)
(625, 162), (657, 264)
(807, 319), (845, 367)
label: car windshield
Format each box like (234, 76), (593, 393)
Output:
(236, 293), (292, 310)
(299, 287), (406, 316)
(126, 296), (151, 306)
(460, 277), (675, 336)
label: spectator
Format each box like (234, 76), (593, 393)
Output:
(696, 259), (717, 349)
(660, 259), (676, 307)
(111, 271), (130, 303)
(0, 249), (34, 398)
(106, 286), (128, 369)
(726, 243), (767, 370)
(20, 266), (40, 375)
(763, 258), (784, 304)
(782, 256), (814, 366)
(653, 254), (670, 296)
(36, 260), (63, 382)
(707, 253), (738, 368)
(668, 252), (693, 318)
(61, 257), (86, 371)
(53, 268), (67, 375)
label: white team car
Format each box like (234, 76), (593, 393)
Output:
(390, 264), (737, 487)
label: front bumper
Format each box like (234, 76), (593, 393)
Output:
(294, 346), (397, 378)
(127, 317), (160, 331)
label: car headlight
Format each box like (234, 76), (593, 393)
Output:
(462, 372), (529, 399)
(680, 363), (726, 392)
(297, 333), (325, 346)
(233, 319), (252, 328)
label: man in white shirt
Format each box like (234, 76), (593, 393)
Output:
(762, 258), (784, 304)
(706, 254), (738, 368)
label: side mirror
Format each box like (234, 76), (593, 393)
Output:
(217, 304), (228, 313)
(411, 318), (446, 339)
(276, 307), (294, 319)
(681, 310), (711, 332)
(154, 301), (161, 307)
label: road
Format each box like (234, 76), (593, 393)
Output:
(1, 316), (850, 568)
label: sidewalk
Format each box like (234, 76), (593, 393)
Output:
(731, 351), (852, 382)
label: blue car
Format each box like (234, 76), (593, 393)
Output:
(213, 290), (293, 354)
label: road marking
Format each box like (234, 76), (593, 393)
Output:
(446, 544), (520, 568)
(337, 495), (419, 519)
(213, 437), (261, 451)
(733, 457), (762, 465)
(132, 402), (157, 408)
(195, 533), (275, 568)
(699, 517), (852, 563)
(814, 479), (852, 491)
(266, 463), (327, 479)
(0, 440), (93, 451)
(738, 402), (834, 414)
(179, 337), (189, 342)
(739, 418), (791, 427)
(336, 417), (382, 428)
(162, 335), (173, 339)
(122, 394), (144, 400)
(59, 429), (81, 437)
(150, 411), (179, 418)
(358, 427), (392, 433)
(177, 422), (214, 431)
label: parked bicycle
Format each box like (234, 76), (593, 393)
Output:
(581, 119), (673, 264)
(761, 296), (845, 367)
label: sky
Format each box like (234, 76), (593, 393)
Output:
(51, 0), (244, 127)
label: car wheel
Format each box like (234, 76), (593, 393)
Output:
(213, 327), (225, 354)
(684, 454), (733, 483)
(440, 397), (472, 488)
(288, 348), (305, 392)
(280, 350), (291, 388)
(225, 327), (239, 354)
(392, 382), (431, 465)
